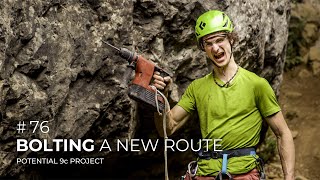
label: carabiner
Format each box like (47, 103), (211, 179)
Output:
(187, 161), (198, 177)
(215, 171), (233, 180)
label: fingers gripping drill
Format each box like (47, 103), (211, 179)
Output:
(103, 41), (172, 111)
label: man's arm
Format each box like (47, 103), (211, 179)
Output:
(152, 72), (191, 137)
(265, 111), (295, 180)
(154, 105), (191, 137)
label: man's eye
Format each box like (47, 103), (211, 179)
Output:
(215, 38), (224, 43)
(205, 42), (213, 46)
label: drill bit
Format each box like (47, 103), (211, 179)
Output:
(102, 40), (121, 52)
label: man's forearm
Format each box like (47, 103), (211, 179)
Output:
(154, 105), (191, 137)
(277, 130), (295, 180)
(154, 111), (173, 137)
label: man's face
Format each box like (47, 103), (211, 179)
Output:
(202, 32), (232, 68)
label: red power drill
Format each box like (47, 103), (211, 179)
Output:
(103, 41), (172, 112)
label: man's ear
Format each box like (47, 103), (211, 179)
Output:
(229, 39), (234, 46)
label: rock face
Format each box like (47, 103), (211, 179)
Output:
(0, 0), (290, 179)
(289, 0), (320, 75)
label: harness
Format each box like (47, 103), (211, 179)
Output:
(184, 147), (266, 180)
(196, 147), (256, 160)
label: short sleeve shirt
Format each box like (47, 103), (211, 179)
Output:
(177, 67), (281, 176)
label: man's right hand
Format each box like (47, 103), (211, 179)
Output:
(152, 71), (172, 92)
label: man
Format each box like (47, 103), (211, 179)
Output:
(153, 10), (295, 180)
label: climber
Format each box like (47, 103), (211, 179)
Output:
(153, 10), (295, 180)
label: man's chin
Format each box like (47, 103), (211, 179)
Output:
(212, 58), (227, 68)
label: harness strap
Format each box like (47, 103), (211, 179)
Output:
(196, 147), (256, 159)
(221, 154), (228, 174)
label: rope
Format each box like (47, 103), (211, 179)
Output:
(150, 85), (171, 180)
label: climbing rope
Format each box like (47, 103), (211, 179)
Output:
(151, 85), (171, 180)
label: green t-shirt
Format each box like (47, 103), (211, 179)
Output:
(177, 67), (281, 176)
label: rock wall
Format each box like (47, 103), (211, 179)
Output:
(288, 0), (320, 75)
(0, 0), (290, 179)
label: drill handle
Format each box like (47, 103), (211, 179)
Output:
(154, 66), (173, 78)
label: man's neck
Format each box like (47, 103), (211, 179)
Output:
(213, 59), (238, 83)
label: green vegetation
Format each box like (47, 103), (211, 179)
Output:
(285, 16), (305, 70)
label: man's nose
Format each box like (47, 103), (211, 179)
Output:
(211, 43), (220, 53)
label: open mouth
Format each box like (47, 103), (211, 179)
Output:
(214, 52), (225, 59)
